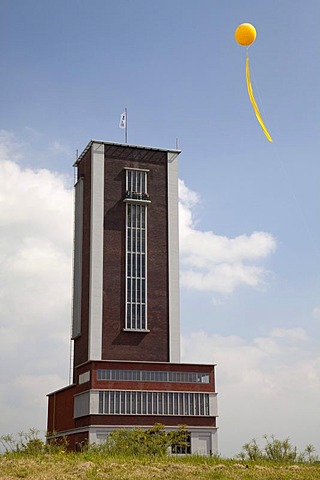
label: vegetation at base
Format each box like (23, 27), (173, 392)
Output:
(0, 424), (189, 457)
(0, 428), (68, 455)
(89, 423), (190, 456)
(1, 453), (320, 480)
(238, 434), (319, 463)
(1, 427), (320, 479)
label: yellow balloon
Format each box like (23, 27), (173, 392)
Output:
(235, 23), (256, 46)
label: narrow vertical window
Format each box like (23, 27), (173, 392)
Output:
(124, 169), (149, 331)
(99, 391), (103, 413)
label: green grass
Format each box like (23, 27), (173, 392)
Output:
(1, 453), (320, 479)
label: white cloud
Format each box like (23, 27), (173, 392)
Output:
(179, 180), (277, 294)
(182, 329), (320, 457)
(270, 327), (308, 341)
(0, 134), (73, 436)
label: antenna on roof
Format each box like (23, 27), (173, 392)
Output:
(175, 138), (179, 150)
(73, 149), (78, 184)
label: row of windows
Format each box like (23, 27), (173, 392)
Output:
(98, 390), (210, 416)
(97, 369), (210, 384)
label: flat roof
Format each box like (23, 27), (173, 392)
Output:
(76, 359), (217, 369)
(74, 139), (181, 166)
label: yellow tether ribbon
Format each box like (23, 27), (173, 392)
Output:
(246, 51), (272, 142)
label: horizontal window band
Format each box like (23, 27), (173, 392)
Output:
(97, 370), (210, 384)
(98, 391), (211, 417)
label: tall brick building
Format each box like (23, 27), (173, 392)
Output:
(47, 140), (218, 455)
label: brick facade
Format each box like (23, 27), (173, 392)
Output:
(101, 147), (170, 362)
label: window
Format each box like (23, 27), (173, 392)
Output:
(125, 169), (149, 330)
(172, 433), (191, 455)
(98, 391), (211, 417)
(97, 369), (210, 384)
(78, 371), (90, 384)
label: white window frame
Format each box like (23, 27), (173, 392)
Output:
(124, 169), (149, 331)
(97, 369), (210, 384)
(98, 390), (211, 417)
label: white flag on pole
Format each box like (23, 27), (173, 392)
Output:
(119, 111), (126, 129)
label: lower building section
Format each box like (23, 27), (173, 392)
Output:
(46, 425), (218, 456)
(47, 360), (218, 456)
(89, 426), (218, 456)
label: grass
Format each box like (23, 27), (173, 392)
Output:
(1, 453), (320, 480)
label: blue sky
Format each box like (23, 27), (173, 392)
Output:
(1, 0), (320, 457)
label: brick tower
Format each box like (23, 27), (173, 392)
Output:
(47, 140), (218, 455)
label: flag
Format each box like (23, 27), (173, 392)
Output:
(119, 111), (126, 129)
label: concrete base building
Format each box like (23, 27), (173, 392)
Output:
(47, 140), (218, 455)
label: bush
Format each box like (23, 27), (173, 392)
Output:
(263, 435), (297, 462)
(0, 428), (68, 455)
(0, 428), (45, 454)
(238, 435), (319, 464)
(238, 438), (263, 461)
(90, 423), (189, 457)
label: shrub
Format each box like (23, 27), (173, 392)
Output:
(90, 423), (189, 457)
(263, 435), (297, 462)
(0, 429), (69, 455)
(239, 438), (263, 461)
(238, 435), (319, 464)
(0, 428), (44, 454)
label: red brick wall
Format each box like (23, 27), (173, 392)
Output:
(47, 385), (76, 434)
(66, 431), (89, 451)
(101, 146), (170, 362)
(75, 415), (216, 428)
(93, 380), (213, 393)
(89, 360), (214, 373)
